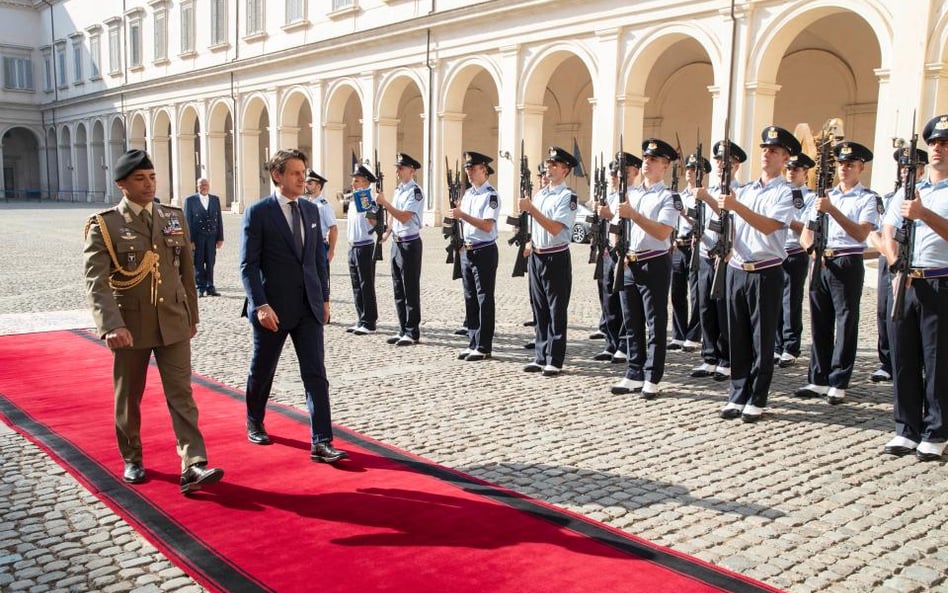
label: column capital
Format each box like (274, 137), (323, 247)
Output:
(518, 103), (548, 116)
(925, 62), (947, 78)
(874, 67), (891, 83)
(745, 81), (781, 97)
(323, 122), (346, 132)
(617, 94), (649, 108)
(438, 111), (466, 122)
(376, 117), (401, 127)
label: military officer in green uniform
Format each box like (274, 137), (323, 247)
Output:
(83, 149), (224, 494)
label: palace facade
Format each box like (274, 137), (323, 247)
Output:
(2, 0), (947, 222)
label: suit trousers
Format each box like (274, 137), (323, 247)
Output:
(775, 251), (809, 357)
(192, 234), (217, 292)
(620, 254), (671, 383)
(391, 238), (423, 340)
(529, 249), (572, 368)
(726, 265), (783, 407)
(808, 254), (865, 388)
(245, 310), (334, 443)
(890, 277), (948, 443)
(347, 244), (378, 330)
(113, 339), (207, 472)
(461, 243), (498, 353)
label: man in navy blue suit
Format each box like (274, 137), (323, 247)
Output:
(239, 149), (347, 463)
(184, 178), (224, 297)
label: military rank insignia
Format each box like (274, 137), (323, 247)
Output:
(792, 189), (804, 209)
(569, 192), (578, 211)
(413, 186), (423, 201)
(162, 215), (184, 236)
(489, 193), (498, 209)
(120, 227), (137, 240)
(875, 194), (885, 215)
(353, 188), (375, 213)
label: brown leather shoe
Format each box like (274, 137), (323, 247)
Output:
(179, 463), (224, 494)
(247, 420), (272, 445)
(310, 441), (348, 463)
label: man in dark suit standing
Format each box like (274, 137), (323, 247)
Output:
(184, 178), (224, 297)
(239, 148), (347, 464)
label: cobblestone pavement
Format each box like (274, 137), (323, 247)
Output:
(1, 202), (946, 593)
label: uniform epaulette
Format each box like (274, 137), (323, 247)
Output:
(160, 203), (183, 211)
(412, 186), (423, 201)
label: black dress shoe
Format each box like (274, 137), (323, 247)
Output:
(465, 351), (490, 361)
(592, 351), (613, 361)
(883, 445), (915, 457)
(206, 290), (221, 297)
(523, 341), (535, 349)
(916, 450), (943, 462)
(247, 420), (272, 445)
(453, 327), (469, 336)
(523, 319), (537, 327)
(179, 463), (224, 494)
(311, 441), (348, 463)
(719, 408), (742, 420)
(588, 331), (605, 340)
(123, 462), (146, 484)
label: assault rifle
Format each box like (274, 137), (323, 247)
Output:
(707, 127), (732, 301)
(371, 150), (386, 261)
(442, 157), (463, 280)
(507, 139), (532, 277)
(689, 141), (705, 272)
(588, 154), (609, 279)
(806, 122), (838, 286)
(610, 137), (629, 294)
(891, 117), (919, 321)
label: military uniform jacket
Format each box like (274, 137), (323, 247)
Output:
(83, 198), (199, 350)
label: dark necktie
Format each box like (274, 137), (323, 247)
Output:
(290, 201), (303, 255)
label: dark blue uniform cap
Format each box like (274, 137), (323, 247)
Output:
(787, 153), (816, 169)
(114, 149), (155, 182)
(614, 151), (643, 169)
(463, 151), (493, 168)
(923, 114), (948, 143)
(893, 147), (929, 166)
(712, 140), (747, 163)
(834, 141), (873, 163)
(306, 169), (328, 185)
(641, 138), (678, 161)
(351, 163), (377, 184)
(546, 146), (578, 168)
(685, 153), (712, 174)
(395, 152), (421, 169)
(760, 125), (801, 156)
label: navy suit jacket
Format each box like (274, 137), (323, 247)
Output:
(184, 193), (225, 242)
(239, 194), (330, 325)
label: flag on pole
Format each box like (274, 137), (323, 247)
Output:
(572, 137), (586, 178)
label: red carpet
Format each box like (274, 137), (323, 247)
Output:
(0, 330), (784, 593)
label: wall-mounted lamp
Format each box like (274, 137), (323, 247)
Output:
(499, 150), (511, 161)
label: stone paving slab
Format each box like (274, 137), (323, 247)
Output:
(0, 203), (946, 593)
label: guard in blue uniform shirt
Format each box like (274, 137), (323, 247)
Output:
(304, 169), (338, 268)
(593, 153), (640, 364)
(796, 141), (879, 404)
(449, 151), (500, 361)
(880, 113), (948, 461)
(610, 139), (679, 398)
(775, 153), (817, 368)
(867, 148), (927, 383)
(376, 152), (425, 346)
(345, 164), (379, 335)
(717, 126), (799, 422)
(692, 140), (746, 381)
(521, 146), (578, 376)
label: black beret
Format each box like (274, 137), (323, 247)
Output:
(306, 169), (328, 185)
(463, 151), (493, 168)
(685, 153), (712, 174)
(641, 138), (678, 162)
(787, 153), (816, 169)
(712, 140), (747, 163)
(351, 163), (377, 183)
(893, 147), (928, 166)
(614, 151), (643, 169)
(923, 114), (948, 143)
(834, 141), (873, 163)
(114, 149), (154, 181)
(395, 152), (421, 169)
(760, 125), (801, 156)
(546, 146), (578, 168)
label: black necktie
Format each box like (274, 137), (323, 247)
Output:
(290, 201), (303, 255)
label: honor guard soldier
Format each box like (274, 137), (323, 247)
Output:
(450, 151), (501, 361)
(668, 153), (710, 353)
(775, 153), (817, 368)
(795, 141), (879, 404)
(692, 140), (746, 380)
(83, 149), (224, 493)
(868, 148), (927, 383)
(880, 114), (948, 461)
(376, 152), (425, 346)
(593, 153), (640, 364)
(520, 146), (579, 376)
(183, 178), (224, 297)
(346, 164), (379, 335)
(717, 126), (800, 422)
(610, 139), (679, 398)
(304, 169), (338, 267)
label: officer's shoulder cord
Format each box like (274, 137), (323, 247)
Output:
(84, 214), (160, 304)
